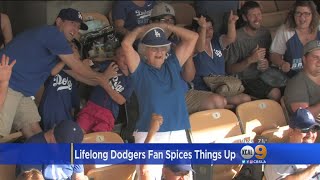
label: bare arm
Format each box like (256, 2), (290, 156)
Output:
(181, 56), (195, 82)
(51, 61), (65, 76)
(0, 55), (15, 110)
(99, 80), (126, 105)
(270, 52), (291, 73)
(220, 10), (238, 48)
(1, 14), (12, 45)
(114, 19), (129, 36)
(283, 165), (320, 180)
(194, 16), (207, 53)
(59, 54), (107, 85)
(121, 26), (146, 73)
(168, 24), (199, 66)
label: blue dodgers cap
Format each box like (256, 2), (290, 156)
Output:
(290, 108), (320, 130)
(57, 8), (88, 30)
(165, 164), (194, 173)
(141, 27), (171, 47)
(53, 120), (84, 143)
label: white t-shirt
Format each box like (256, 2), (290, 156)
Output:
(265, 164), (320, 180)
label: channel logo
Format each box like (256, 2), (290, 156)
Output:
(240, 145), (267, 164)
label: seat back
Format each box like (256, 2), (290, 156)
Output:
(83, 132), (124, 174)
(260, 125), (289, 143)
(170, 3), (196, 26)
(236, 99), (287, 135)
(0, 165), (16, 180)
(189, 109), (242, 143)
(86, 164), (135, 180)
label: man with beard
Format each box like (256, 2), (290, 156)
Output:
(225, 1), (281, 101)
(284, 40), (320, 120)
(264, 108), (320, 180)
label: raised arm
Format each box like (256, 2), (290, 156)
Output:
(169, 24), (199, 66)
(0, 54), (15, 110)
(194, 16), (207, 53)
(1, 13), (13, 45)
(121, 26), (147, 73)
(220, 10), (238, 48)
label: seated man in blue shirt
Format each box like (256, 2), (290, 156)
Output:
(16, 120), (88, 180)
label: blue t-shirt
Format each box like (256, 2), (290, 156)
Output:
(16, 132), (84, 180)
(193, 36), (225, 91)
(1, 25), (73, 96)
(89, 61), (133, 119)
(131, 53), (190, 132)
(112, 1), (155, 31)
(284, 31), (320, 78)
(39, 69), (79, 131)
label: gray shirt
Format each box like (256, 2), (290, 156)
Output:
(225, 27), (272, 80)
(284, 71), (320, 116)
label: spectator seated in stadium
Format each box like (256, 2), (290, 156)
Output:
(77, 46), (133, 133)
(112, 0), (156, 37)
(122, 21), (198, 179)
(264, 108), (320, 180)
(16, 120), (88, 180)
(186, 13), (251, 114)
(284, 40), (320, 120)
(270, 1), (320, 78)
(225, 1), (281, 101)
(0, 8), (113, 139)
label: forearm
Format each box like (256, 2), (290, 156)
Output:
(270, 53), (285, 67)
(195, 27), (206, 53)
(51, 61), (65, 76)
(227, 57), (252, 74)
(64, 70), (99, 86)
(181, 57), (195, 82)
(115, 26), (129, 36)
(284, 165), (319, 180)
(167, 24), (198, 45)
(307, 103), (320, 118)
(0, 82), (8, 110)
(223, 22), (236, 46)
(100, 81), (126, 105)
(67, 61), (103, 85)
(122, 26), (144, 48)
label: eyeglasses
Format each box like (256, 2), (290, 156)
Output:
(148, 46), (169, 52)
(300, 128), (318, 133)
(294, 12), (312, 17)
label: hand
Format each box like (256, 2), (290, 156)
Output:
(82, 59), (94, 67)
(103, 62), (122, 80)
(228, 10), (239, 24)
(257, 58), (269, 72)
(193, 15), (207, 28)
(249, 45), (266, 64)
(149, 113), (163, 133)
(280, 61), (291, 73)
(0, 54), (16, 84)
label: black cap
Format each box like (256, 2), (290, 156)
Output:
(57, 8), (88, 30)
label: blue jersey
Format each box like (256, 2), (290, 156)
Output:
(89, 61), (133, 119)
(131, 53), (190, 132)
(193, 36), (225, 91)
(1, 25), (72, 96)
(284, 31), (320, 78)
(112, 1), (155, 31)
(16, 132), (84, 180)
(39, 69), (79, 131)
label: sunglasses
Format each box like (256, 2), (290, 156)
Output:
(300, 127), (318, 133)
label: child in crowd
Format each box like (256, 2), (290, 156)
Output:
(38, 39), (82, 131)
(77, 46), (133, 133)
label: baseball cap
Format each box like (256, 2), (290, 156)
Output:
(303, 40), (320, 55)
(53, 120), (84, 143)
(141, 27), (171, 47)
(165, 164), (194, 173)
(151, 2), (175, 18)
(57, 8), (88, 30)
(290, 108), (320, 131)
